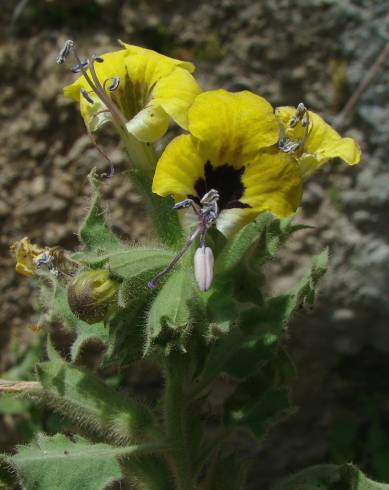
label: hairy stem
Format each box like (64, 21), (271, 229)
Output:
(0, 379), (41, 393)
(122, 139), (183, 248)
(164, 354), (197, 490)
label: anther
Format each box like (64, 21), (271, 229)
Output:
(290, 102), (307, 128)
(80, 88), (95, 105)
(71, 60), (89, 73)
(194, 247), (214, 292)
(57, 39), (74, 64)
(108, 77), (120, 91)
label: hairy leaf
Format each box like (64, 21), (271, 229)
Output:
(109, 247), (175, 280)
(122, 454), (173, 490)
(146, 268), (194, 344)
(10, 434), (122, 490)
(35, 359), (154, 444)
(215, 213), (272, 273)
(215, 213), (305, 276)
(203, 455), (247, 490)
(73, 170), (125, 265)
(224, 349), (296, 439)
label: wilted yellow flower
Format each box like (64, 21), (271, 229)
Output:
(10, 238), (47, 277)
(276, 105), (361, 178)
(153, 90), (302, 237)
(63, 42), (201, 142)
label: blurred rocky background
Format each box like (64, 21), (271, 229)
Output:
(1, 0), (389, 488)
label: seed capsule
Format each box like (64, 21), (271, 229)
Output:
(68, 269), (119, 324)
(194, 247), (214, 292)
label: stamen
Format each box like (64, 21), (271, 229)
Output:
(57, 39), (74, 64)
(108, 77), (120, 92)
(290, 102), (307, 128)
(71, 59), (89, 73)
(87, 58), (127, 127)
(59, 40), (128, 132)
(278, 104), (311, 154)
(194, 247), (214, 291)
(148, 227), (201, 289)
(85, 128), (114, 178)
(80, 88), (95, 105)
(148, 189), (220, 290)
(173, 197), (201, 216)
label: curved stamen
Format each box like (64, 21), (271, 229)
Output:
(148, 226), (201, 289)
(278, 103), (312, 155)
(85, 127), (114, 178)
(57, 40), (74, 64)
(71, 59), (89, 73)
(80, 88), (94, 105)
(58, 40), (127, 130)
(148, 190), (220, 289)
(87, 56), (127, 127)
(108, 77), (120, 92)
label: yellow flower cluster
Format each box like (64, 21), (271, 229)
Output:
(64, 42), (200, 142)
(64, 42), (361, 237)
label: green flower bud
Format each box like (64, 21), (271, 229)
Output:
(68, 269), (119, 324)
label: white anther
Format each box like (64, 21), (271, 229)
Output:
(194, 247), (214, 292)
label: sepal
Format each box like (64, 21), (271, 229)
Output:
(146, 268), (195, 354)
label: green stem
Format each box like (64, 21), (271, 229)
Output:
(164, 354), (197, 490)
(120, 131), (184, 249)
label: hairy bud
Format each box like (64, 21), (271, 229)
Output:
(194, 247), (214, 292)
(68, 270), (119, 324)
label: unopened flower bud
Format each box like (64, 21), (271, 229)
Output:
(194, 247), (214, 292)
(68, 270), (119, 324)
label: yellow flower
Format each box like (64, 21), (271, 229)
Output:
(276, 105), (361, 178)
(63, 42), (201, 142)
(10, 238), (47, 277)
(152, 90), (302, 237)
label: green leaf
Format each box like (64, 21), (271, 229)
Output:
(273, 464), (389, 490)
(224, 350), (296, 439)
(109, 247), (175, 280)
(103, 298), (148, 366)
(122, 455), (173, 490)
(146, 268), (194, 343)
(200, 247), (327, 384)
(198, 328), (244, 386)
(215, 213), (272, 273)
(273, 464), (340, 490)
(340, 464), (389, 489)
(215, 213), (304, 277)
(70, 323), (109, 364)
(128, 167), (184, 248)
(10, 434), (122, 490)
(203, 455), (248, 490)
(35, 359), (154, 444)
(73, 170), (124, 265)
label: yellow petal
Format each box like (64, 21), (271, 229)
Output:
(125, 104), (169, 142)
(153, 67), (201, 130)
(188, 89), (279, 164)
(10, 237), (46, 277)
(153, 133), (302, 236)
(241, 147), (303, 218)
(79, 94), (112, 131)
(276, 106), (361, 176)
(215, 208), (258, 237)
(119, 41), (195, 73)
(152, 134), (206, 199)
